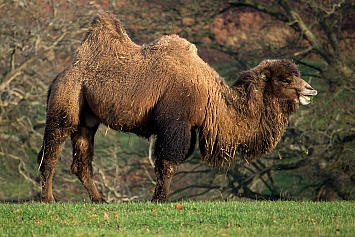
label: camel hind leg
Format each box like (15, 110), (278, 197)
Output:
(37, 82), (83, 202)
(70, 124), (104, 203)
(37, 121), (73, 202)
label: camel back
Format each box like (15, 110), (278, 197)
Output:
(74, 14), (140, 63)
(75, 14), (199, 67)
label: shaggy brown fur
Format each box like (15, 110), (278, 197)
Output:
(37, 13), (317, 203)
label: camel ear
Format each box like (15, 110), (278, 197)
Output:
(261, 69), (271, 81)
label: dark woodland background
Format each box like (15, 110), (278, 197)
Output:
(1, 0), (354, 202)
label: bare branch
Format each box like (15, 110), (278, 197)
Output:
(227, 0), (289, 23)
(277, 0), (332, 62)
(0, 152), (39, 188)
(0, 56), (37, 92)
(294, 46), (313, 57)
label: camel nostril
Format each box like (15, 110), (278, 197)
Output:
(305, 84), (314, 90)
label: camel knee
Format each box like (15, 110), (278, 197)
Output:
(70, 126), (97, 170)
(154, 159), (177, 178)
(70, 158), (79, 175)
(71, 125), (98, 157)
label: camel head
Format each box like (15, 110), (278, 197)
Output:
(260, 59), (317, 105)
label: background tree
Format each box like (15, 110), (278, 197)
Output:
(0, 0), (354, 202)
(1, 0), (93, 200)
(224, 0), (355, 200)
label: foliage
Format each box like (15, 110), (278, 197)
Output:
(0, 201), (354, 236)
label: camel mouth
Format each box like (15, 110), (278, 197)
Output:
(299, 90), (317, 105)
(299, 94), (312, 105)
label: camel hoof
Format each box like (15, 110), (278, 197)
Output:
(91, 197), (108, 204)
(151, 196), (170, 203)
(41, 196), (55, 203)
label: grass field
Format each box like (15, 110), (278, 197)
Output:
(0, 201), (354, 236)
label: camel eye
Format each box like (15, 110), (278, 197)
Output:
(281, 80), (290, 86)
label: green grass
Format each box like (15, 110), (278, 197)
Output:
(0, 201), (354, 236)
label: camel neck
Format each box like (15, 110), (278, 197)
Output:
(199, 84), (294, 167)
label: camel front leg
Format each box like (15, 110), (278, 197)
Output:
(151, 121), (195, 202)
